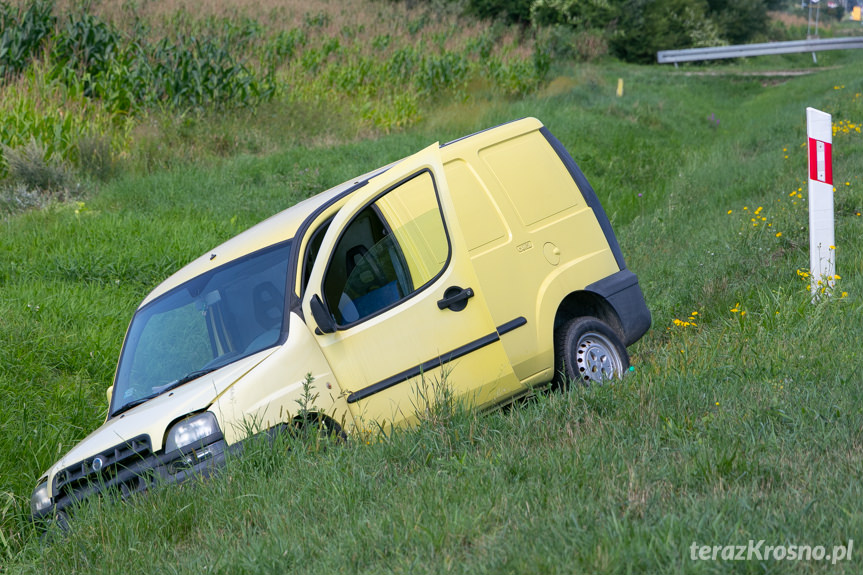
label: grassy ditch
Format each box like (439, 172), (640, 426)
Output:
(2, 37), (863, 575)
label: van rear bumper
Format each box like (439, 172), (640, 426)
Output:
(586, 269), (651, 346)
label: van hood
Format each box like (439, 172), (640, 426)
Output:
(43, 347), (277, 490)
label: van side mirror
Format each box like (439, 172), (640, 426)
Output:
(310, 294), (336, 334)
(106, 385), (113, 404)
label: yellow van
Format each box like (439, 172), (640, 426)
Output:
(30, 117), (650, 521)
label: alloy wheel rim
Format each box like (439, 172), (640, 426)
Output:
(575, 331), (622, 382)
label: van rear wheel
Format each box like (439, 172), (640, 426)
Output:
(555, 317), (629, 386)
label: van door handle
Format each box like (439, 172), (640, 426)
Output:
(437, 286), (474, 312)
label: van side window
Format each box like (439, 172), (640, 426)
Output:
(323, 170), (448, 326)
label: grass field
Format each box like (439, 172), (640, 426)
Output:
(2, 8), (863, 573)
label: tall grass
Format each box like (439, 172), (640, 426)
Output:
(2, 33), (863, 575)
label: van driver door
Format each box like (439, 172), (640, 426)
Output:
(301, 144), (523, 431)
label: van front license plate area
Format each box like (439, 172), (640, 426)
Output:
(40, 434), (227, 521)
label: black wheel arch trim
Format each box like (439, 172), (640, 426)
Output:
(584, 269), (651, 346)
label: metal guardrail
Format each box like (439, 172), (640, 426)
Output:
(657, 36), (863, 65)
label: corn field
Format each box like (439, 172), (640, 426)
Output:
(0, 0), (549, 181)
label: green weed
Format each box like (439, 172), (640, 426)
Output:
(2, 139), (70, 191)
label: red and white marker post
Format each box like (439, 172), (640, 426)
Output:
(806, 107), (835, 297)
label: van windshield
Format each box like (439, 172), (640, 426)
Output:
(111, 241), (292, 417)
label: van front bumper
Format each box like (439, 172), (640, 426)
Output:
(31, 433), (228, 522)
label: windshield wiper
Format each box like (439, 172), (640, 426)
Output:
(112, 367), (218, 417)
(168, 367), (219, 388)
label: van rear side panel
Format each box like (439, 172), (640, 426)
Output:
(479, 130), (581, 227)
(442, 121), (621, 383)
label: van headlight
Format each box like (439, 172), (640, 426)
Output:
(30, 481), (52, 516)
(165, 412), (220, 454)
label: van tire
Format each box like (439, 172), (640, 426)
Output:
(554, 317), (629, 387)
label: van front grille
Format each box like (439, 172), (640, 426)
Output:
(53, 435), (153, 503)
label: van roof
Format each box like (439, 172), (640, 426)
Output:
(139, 117), (544, 308)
